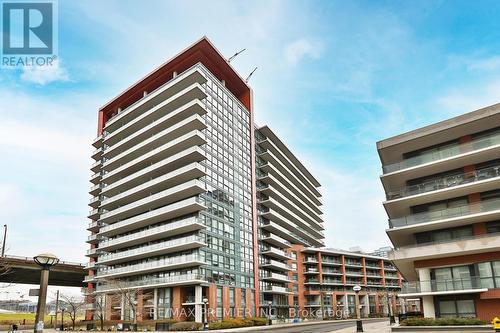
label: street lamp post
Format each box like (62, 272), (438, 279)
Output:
(268, 301), (272, 325)
(33, 253), (59, 333)
(1, 224), (7, 257)
(387, 292), (395, 324)
(353, 285), (363, 332)
(202, 297), (208, 331)
(60, 308), (65, 331)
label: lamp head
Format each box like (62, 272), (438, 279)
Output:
(33, 253), (59, 269)
(202, 298), (208, 303)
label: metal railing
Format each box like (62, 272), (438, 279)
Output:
(387, 164), (500, 200)
(402, 276), (489, 294)
(96, 253), (204, 277)
(394, 231), (500, 250)
(389, 197), (500, 228)
(383, 130), (500, 174)
(96, 273), (206, 292)
(98, 235), (204, 262)
(98, 217), (200, 248)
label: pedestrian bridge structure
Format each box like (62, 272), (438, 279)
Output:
(0, 255), (85, 287)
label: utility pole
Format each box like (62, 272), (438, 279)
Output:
(54, 290), (59, 329)
(2, 224), (7, 257)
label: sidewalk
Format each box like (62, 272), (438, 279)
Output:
(328, 321), (391, 333)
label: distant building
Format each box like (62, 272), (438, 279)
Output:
(370, 247), (393, 258)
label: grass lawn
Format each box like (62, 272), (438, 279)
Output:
(0, 313), (55, 324)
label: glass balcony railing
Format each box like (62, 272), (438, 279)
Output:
(96, 253), (204, 277)
(389, 197), (500, 228)
(383, 130), (500, 174)
(402, 276), (489, 294)
(99, 217), (200, 248)
(95, 273), (206, 292)
(387, 164), (500, 200)
(98, 235), (204, 263)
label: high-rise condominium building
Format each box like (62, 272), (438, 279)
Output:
(377, 103), (500, 320)
(85, 37), (326, 323)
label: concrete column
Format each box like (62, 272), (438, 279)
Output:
(418, 268), (435, 318)
(195, 285), (203, 323)
(422, 296), (435, 318)
(418, 268), (432, 293)
(153, 289), (158, 320)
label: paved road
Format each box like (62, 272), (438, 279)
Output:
(239, 318), (388, 333)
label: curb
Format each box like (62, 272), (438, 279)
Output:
(392, 325), (491, 332)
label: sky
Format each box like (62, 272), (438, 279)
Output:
(1, 0), (500, 294)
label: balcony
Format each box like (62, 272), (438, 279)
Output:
(89, 196), (100, 208)
(257, 138), (321, 199)
(101, 147), (206, 197)
(103, 67), (207, 139)
(387, 164), (500, 201)
(261, 272), (290, 283)
(304, 279), (320, 284)
(382, 130), (500, 174)
(101, 163), (205, 210)
(259, 197), (324, 240)
(304, 269), (319, 274)
(321, 259), (341, 266)
(260, 259), (291, 271)
(89, 184), (102, 196)
(98, 235), (205, 265)
(391, 233), (500, 279)
(103, 99), (206, 160)
(96, 273), (206, 292)
(90, 172), (101, 184)
(92, 135), (102, 148)
(103, 114), (206, 172)
(86, 248), (99, 257)
(322, 270), (342, 275)
(91, 146), (102, 160)
(98, 197), (205, 237)
(345, 270), (364, 277)
(323, 279), (343, 285)
(99, 179), (205, 224)
(344, 261), (362, 267)
(96, 254), (205, 279)
(87, 221), (103, 232)
(85, 261), (96, 269)
(86, 234), (99, 244)
(259, 220), (310, 246)
(102, 130), (206, 184)
(389, 197), (500, 230)
(400, 277), (489, 297)
(88, 208), (100, 220)
(260, 233), (291, 248)
(98, 217), (204, 251)
(91, 161), (101, 174)
(261, 247), (292, 261)
(261, 285), (291, 294)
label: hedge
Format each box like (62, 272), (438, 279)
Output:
(401, 317), (488, 326)
(208, 317), (268, 330)
(169, 321), (203, 331)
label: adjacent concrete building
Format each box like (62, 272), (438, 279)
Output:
(377, 103), (500, 320)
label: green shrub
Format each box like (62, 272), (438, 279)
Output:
(251, 317), (268, 326)
(208, 318), (266, 330)
(401, 317), (487, 326)
(169, 321), (203, 331)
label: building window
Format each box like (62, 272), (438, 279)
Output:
(290, 251), (297, 260)
(436, 296), (475, 318)
(486, 220), (500, 234)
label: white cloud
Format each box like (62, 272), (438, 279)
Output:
(436, 79), (500, 114)
(284, 38), (322, 66)
(467, 56), (500, 72)
(20, 59), (70, 85)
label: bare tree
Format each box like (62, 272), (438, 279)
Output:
(103, 279), (153, 330)
(60, 294), (85, 330)
(84, 289), (106, 331)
